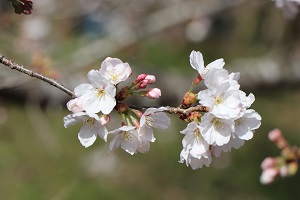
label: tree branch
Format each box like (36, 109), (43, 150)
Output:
(128, 104), (209, 115)
(0, 54), (75, 98)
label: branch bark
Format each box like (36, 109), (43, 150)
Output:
(0, 54), (75, 98)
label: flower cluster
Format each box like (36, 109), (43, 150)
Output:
(64, 57), (170, 155)
(179, 51), (262, 169)
(63, 50), (261, 169)
(260, 129), (299, 184)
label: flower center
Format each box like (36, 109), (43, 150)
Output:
(195, 129), (201, 141)
(235, 118), (244, 126)
(145, 116), (155, 128)
(212, 118), (224, 130)
(120, 131), (133, 141)
(83, 117), (95, 126)
(214, 96), (224, 105)
(96, 89), (105, 99)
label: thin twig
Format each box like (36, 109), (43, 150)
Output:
(128, 104), (209, 115)
(0, 54), (75, 98)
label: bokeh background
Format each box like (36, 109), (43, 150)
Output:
(1, 0), (300, 199)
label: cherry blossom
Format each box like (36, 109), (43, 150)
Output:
(74, 70), (116, 114)
(179, 122), (212, 169)
(138, 107), (171, 143)
(108, 126), (140, 155)
(99, 57), (131, 85)
(64, 112), (108, 148)
(198, 82), (242, 119)
(189, 50), (224, 77)
(233, 109), (262, 140)
(200, 113), (234, 146)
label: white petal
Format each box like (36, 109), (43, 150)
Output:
(74, 84), (95, 100)
(108, 135), (122, 152)
(87, 70), (107, 88)
(63, 112), (86, 128)
(121, 140), (138, 155)
(189, 50), (204, 73)
(78, 125), (97, 148)
(94, 123), (108, 142)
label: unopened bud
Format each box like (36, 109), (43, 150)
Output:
(193, 74), (202, 85)
(100, 115), (110, 125)
(268, 129), (282, 142)
(146, 88), (161, 99)
(134, 74), (147, 84)
(116, 103), (128, 113)
(67, 98), (84, 113)
(115, 87), (129, 101)
(261, 157), (277, 170)
(145, 75), (156, 84)
(182, 92), (197, 107)
(8, 0), (33, 15)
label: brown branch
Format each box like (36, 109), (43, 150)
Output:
(165, 104), (209, 115)
(128, 104), (209, 115)
(0, 54), (75, 98)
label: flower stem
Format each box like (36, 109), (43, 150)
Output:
(0, 54), (75, 98)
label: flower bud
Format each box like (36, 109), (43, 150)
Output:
(99, 115), (110, 125)
(182, 92), (197, 107)
(115, 87), (129, 101)
(260, 168), (278, 185)
(268, 128), (282, 142)
(67, 98), (84, 113)
(261, 157), (277, 170)
(133, 74), (147, 85)
(116, 103), (128, 114)
(8, 0), (33, 15)
(146, 88), (161, 99)
(145, 75), (156, 84)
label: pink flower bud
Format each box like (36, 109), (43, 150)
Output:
(146, 88), (161, 99)
(99, 115), (110, 125)
(145, 75), (156, 84)
(135, 74), (147, 82)
(136, 79), (150, 89)
(261, 157), (277, 170)
(268, 128), (282, 142)
(8, 0), (33, 15)
(260, 168), (278, 185)
(67, 98), (84, 113)
(279, 166), (289, 177)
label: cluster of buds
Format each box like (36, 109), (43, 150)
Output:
(64, 57), (170, 155)
(63, 50), (262, 169)
(260, 129), (299, 184)
(7, 0), (33, 15)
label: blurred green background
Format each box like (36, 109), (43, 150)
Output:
(1, 0), (300, 199)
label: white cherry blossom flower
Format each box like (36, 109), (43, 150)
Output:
(74, 70), (116, 114)
(204, 68), (240, 91)
(138, 107), (170, 143)
(233, 109), (262, 140)
(64, 112), (108, 148)
(179, 121), (212, 169)
(99, 57), (132, 85)
(108, 126), (140, 155)
(189, 50), (224, 77)
(198, 82), (242, 119)
(180, 148), (212, 169)
(200, 113), (234, 146)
